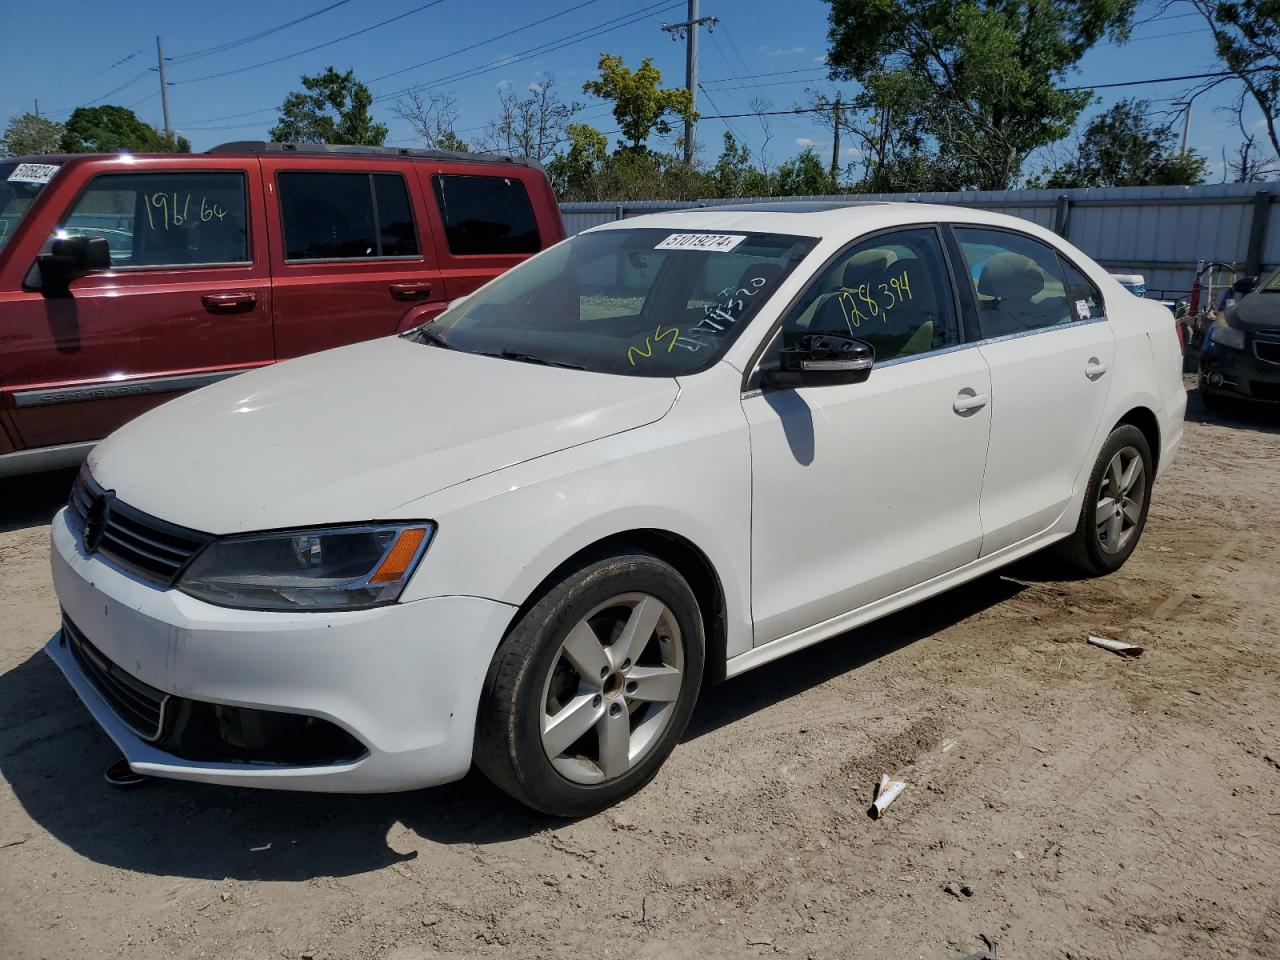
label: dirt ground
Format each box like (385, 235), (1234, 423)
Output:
(2, 380), (1279, 960)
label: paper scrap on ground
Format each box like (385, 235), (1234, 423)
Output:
(1087, 634), (1144, 658)
(869, 772), (906, 819)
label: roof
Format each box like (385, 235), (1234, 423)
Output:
(585, 200), (1067, 250)
(206, 141), (538, 168)
(696, 200), (889, 213)
(3, 143), (539, 169)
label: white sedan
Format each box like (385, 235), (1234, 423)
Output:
(46, 202), (1186, 815)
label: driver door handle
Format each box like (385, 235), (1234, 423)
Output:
(1085, 358), (1109, 380)
(953, 392), (989, 414)
(389, 281), (433, 301)
(201, 292), (257, 312)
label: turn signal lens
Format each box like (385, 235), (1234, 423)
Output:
(370, 528), (429, 584)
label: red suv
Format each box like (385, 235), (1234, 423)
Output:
(0, 142), (564, 477)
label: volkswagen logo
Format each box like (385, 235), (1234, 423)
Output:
(83, 491), (114, 554)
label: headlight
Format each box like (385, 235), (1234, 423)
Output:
(1210, 324), (1246, 350)
(177, 523), (434, 611)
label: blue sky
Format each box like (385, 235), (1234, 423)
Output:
(0, 0), (1268, 181)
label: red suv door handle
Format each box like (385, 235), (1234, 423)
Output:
(389, 281), (433, 301)
(201, 292), (257, 312)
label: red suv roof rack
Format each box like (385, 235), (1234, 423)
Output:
(205, 140), (537, 169)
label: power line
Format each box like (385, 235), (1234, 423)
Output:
(368, 0), (609, 85)
(690, 67), (1278, 122)
(371, 0), (684, 103)
(181, 0), (679, 129)
(47, 69), (152, 117)
(172, 0), (451, 84)
(698, 82), (742, 144)
(703, 66), (827, 87)
(168, 0), (353, 65)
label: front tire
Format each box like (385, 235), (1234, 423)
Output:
(474, 551), (704, 817)
(1056, 424), (1153, 575)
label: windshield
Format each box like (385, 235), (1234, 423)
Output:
(414, 227), (818, 376)
(1262, 265), (1280, 293)
(0, 161), (59, 251)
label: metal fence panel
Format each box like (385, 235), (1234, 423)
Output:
(560, 182), (1279, 299)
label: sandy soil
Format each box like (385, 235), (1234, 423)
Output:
(2, 382), (1278, 960)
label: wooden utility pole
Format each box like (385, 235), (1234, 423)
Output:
(662, 1), (719, 164)
(830, 97), (842, 183)
(156, 36), (172, 141)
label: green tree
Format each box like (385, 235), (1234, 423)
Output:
(546, 123), (609, 198)
(712, 132), (771, 197)
(582, 54), (695, 152)
(824, 0), (1138, 189)
(60, 105), (189, 153)
(1, 112), (65, 157)
(271, 67), (387, 145)
(1036, 99), (1207, 188)
(774, 147), (834, 195)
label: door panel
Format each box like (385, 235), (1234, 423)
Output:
(745, 351), (992, 644)
(263, 161), (445, 359)
(951, 226), (1117, 555)
(3, 163), (272, 448)
(977, 322), (1115, 552)
(745, 226), (990, 646)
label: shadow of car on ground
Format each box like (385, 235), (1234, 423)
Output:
(1, 574), (1024, 882)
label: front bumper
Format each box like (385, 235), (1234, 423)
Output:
(1200, 337), (1280, 402)
(46, 508), (516, 792)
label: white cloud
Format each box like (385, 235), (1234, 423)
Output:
(795, 137), (815, 147)
(813, 54), (826, 64)
(759, 45), (806, 57)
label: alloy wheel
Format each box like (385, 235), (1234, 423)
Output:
(539, 592), (684, 785)
(1095, 445), (1146, 555)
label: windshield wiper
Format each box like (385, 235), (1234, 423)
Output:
(480, 350), (585, 370)
(403, 325), (454, 349)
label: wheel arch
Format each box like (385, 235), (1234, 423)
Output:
(505, 528), (731, 686)
(1115, 405), (1161, 475)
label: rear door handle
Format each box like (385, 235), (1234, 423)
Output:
(1085, 358), (1109, 379)
(953, 391), (989, 415)
(201, 292), (256, 312)
(389, 281), (433, 301)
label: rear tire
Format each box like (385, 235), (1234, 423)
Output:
(1055, 424), (1153, 576)
(474, 551), (704, 817)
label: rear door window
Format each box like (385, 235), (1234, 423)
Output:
(954, 227), (1075, 339)
(1059, 256), (1106, 321)
(278, 171), (419, 261)
(56, 171), (249, 267)
(432, 174), (540, 255)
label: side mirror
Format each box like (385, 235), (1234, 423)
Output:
(1235, 275), (1258, 296)
(36, 235), (111, 294)
(761, 333), (874, 389)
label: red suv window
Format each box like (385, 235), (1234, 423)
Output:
(278, 171), (419, 261)
(57, 171), (250, 268)
(431, 174), (540, 255)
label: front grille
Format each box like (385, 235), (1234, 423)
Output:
(1254, 332), (1280, 366)
(67, 471), (213, 586)
(63, 615), (169, 741)
(1250, 381), (1280, 402)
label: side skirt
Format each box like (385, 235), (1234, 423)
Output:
(724, 528), (1072, 679)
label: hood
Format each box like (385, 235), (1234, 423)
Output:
(1227, 290), (1280, 331)
(89, 337), (679, 533)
